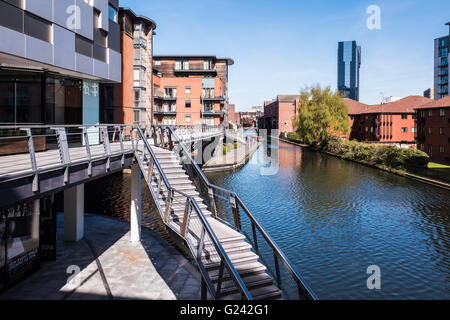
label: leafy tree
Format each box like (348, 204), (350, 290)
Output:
(293, 86), (349, 146)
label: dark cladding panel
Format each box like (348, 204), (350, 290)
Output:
(0, 1), (24, 33)
(24, 11), (51, 43)
(93, 43), (107, 62)
(3, 0), (22, 8)
(108, 20), (120, 53)
(75, 35), (93, 58)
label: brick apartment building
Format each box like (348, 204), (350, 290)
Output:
(415, 96), (450, 163)
(262, 95), (299, 134)
(347, 96), (432, 147)
(152, 55), (234, 126)
(343, 98), (370, 140)
(110, 7), (156, 125)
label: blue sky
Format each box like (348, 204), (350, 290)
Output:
(121, 0), (450, 111)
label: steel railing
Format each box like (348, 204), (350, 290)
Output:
(0, 124), (135, 184)
(152, 125), (317, 300)
(133, 126), (252, 300)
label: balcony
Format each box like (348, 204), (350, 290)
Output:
(154, 107), (177, 116)
(154, 90), (177, 101)
(134, 37), (147, 49)
(201, 95), (225, 102)
(174, 66), (217, 76)
(201, 107), (224, 116)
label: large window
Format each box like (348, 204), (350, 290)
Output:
(109, 5), (118, 23)
(0, 72), (42, 124)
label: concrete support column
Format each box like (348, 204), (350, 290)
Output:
(64, 184), (85, 242)
(130, 164), (142, 242)
(31, 199), (40, 241)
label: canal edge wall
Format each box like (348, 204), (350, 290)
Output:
(278, 137), (450, 191)
(202, 142), (261, 173)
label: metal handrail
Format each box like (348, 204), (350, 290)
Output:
(134, 126), (252, 300)
(165, 125), (318, 300)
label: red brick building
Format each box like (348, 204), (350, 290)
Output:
(415, 96), (450, 163)
(262, 95), (299, 134)
(347, 96), (432, 147)
(111, 8), (156, 125)
(343, 98), (370, 139)
(152, 56), (233, 126)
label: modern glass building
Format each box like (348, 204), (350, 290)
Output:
(338, 41), (361, 101)
(434, 22), (450, 100)
(0, 0), (122, 126)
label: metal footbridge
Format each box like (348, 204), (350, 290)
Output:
(0, 124), (317, 300)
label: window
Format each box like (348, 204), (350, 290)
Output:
(429, 127), (433, 134)
(440, 128), (444, 135)
(155, 60), (161, 66)
(429, 145), (433, 158)
(185, 87), (191, 94)
(428, 110), (433, 117)
(412, 128), (416, 133)
(440, 109), (445, 117)
(109, 5), (118, 23)
(134, 89), (141, 103)
(185, 101), (191, 108)
(204, 102), (214, 112)
(185, 115), (191, 123)
(204, 60), (213, 70)
(440, 146), (445, 153)
(133, 110), (140, 124)
(401, 127), (408, 133)
(164, 87), (177, 98)
(401, 114), (408, 119)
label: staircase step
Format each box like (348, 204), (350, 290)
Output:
(208, 261), (267, 282)
(221, 284), (282, 300)
(219, 273), (274, 295)
(203, 251), (259, 269)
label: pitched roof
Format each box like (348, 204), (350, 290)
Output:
(361, 96), (432, 114)
(414, 95), (450, 109)
(343, 98), (370, 115)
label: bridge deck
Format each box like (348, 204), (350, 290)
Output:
(0, 141), (134, 181)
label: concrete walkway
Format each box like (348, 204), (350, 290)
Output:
(0, 214), (201, 300)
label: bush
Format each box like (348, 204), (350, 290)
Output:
(223, 145), (227, 155)
(325, 139), (429, 170)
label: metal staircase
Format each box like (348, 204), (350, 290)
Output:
(134, 126), (317, 300)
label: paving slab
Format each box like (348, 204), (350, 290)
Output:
(0, 214), (201, 300)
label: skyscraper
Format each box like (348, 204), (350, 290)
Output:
(434, 22), (449, 100)
(338, 41), (361, 101)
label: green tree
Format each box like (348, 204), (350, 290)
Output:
(293, 86), (349, 146)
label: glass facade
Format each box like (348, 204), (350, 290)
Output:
(0, 71), (83, 125)
(338, 41), (361, 101)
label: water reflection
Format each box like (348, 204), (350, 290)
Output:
(206, 141), (450, 299)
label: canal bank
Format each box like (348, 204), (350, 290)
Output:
(278, 137), (450, 191)
(202, 140), (261, 172)
(0, 214), (201, 300)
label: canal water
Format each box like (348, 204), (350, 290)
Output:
(85, 140), (450, 300)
